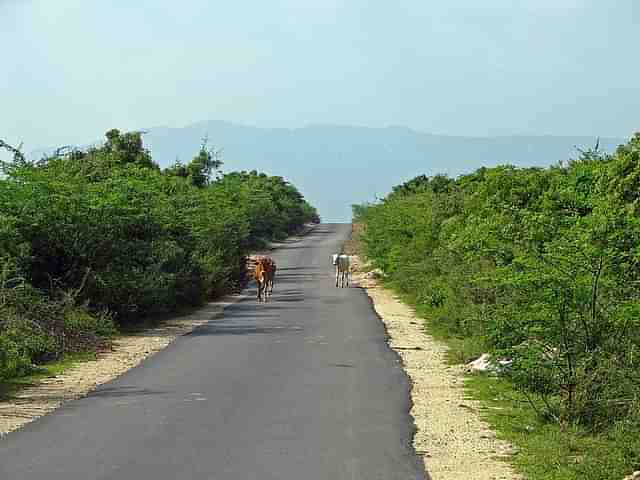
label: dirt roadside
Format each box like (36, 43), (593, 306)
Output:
(349, 254), (520, 480)
(0, 224), (316, 437)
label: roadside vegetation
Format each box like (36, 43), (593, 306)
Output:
(0, 130), (318, 382)
(354, 133), (640, 479)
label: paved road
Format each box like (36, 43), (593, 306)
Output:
(0, 224), (426, 480)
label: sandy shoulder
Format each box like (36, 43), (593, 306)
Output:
(351, 256), (520, 480)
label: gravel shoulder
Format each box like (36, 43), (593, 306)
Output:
(350, 255), (521, 480)
(0, 225), (316, 437)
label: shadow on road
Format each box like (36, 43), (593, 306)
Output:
(87, 386), (168, 399)
(188, 324), (304, 336)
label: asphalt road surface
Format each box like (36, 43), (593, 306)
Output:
(0, 224), (427, 480)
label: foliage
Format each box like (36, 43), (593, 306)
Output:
(164, 136), (223, 187)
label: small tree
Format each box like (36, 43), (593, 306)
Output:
(0, 139), (28, 175)
(186, 136), (223, 188)
(104, 129), (157, 169)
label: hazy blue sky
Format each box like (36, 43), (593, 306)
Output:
(2, 1), (638, 149)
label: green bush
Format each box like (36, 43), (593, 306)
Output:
(63, 308), (117, 349)
(356, 133), (640, 432)
(0, 332), (33, 380)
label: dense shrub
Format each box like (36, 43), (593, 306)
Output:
(0, 129), (318, 379)
(356, 133), (640, 431)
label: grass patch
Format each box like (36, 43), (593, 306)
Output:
(465, 374), (638, 480)
(0, 351), (97, 401)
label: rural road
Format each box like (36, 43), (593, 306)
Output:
(0, 224), (426, 480)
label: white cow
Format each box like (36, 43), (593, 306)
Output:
(333, 254), (351, 288)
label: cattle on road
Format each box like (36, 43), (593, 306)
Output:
(265, 258), (277, 295)
(254, 257), (276, 302)
(333, 254), (351, 288)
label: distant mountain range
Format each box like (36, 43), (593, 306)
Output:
(34, 121), (628, 222)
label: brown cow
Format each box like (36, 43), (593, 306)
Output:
(254, 258), (269, 302)
(254, 256), (277, 302)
